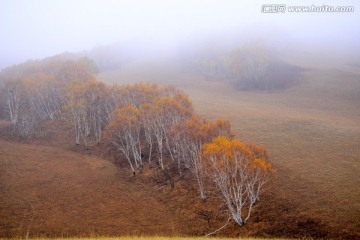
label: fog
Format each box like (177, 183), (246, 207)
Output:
(1, 0), (360, 69)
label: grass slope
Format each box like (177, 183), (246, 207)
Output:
(0, 140), (181, 237)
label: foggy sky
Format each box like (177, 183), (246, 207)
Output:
(1, 0), (360, 70)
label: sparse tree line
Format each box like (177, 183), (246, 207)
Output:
(0, 57), (274, 228)
(189, 41), (295, 90)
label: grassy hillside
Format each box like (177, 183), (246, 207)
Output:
(1, 56), (359, 239)
(99, 57), (360, 238)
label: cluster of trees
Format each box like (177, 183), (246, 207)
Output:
(0, 57), (273, 228)
(191, 41), (293, 90)
(1, 79), (52, 137)
(81, 82), (273, 226)
(0, 57), (98, 137)
(75, 81), (273, 226)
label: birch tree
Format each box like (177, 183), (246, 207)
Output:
(64, 81), (90, 146)
(3, 80), (23, 125)
(83, 80), (107, 143)
(106, 104), (143, 175)
(202, 136), (273, 226)
(169, 116), (232, 199)
(151, 93), (193, 171)
(102, 85), (123, 125)
(26, 74), (64, 120)
(140, 103), (155, 164)
(2, 79), (42, 137)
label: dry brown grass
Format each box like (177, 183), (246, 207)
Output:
(0, 139), (189, 237)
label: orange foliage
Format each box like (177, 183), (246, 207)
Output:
(109, 104), (140, 130)
(202, 136), (272, 172)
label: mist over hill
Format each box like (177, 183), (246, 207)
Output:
(1, 1), (360, 239)
(1, 0), (360, 70)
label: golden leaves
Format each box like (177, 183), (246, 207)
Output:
(202, 136), (273, 173)
(252, 158), (273, 171)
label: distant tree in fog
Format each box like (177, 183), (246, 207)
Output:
(191, 41), (282, 90)
(77, 56), (99, 75)
(230, 42), (271, 89)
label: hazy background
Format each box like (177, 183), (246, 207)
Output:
(1, 0), (360, 70)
